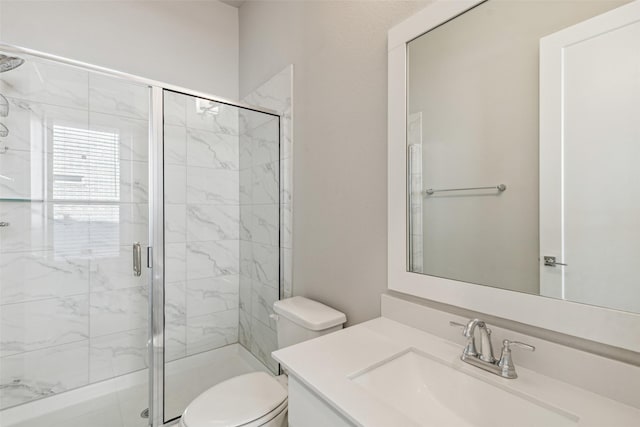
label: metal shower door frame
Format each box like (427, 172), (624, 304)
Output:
(148, 86), (165, 427)
(148, 86), (283, 427)
(150, 88), (282, 426)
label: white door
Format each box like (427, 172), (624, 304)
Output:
(539, 0), (640, 312)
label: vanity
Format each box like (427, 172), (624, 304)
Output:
(273, 294), (640, 426)
(275, 0), (640, 425)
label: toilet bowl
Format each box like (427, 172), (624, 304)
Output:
(179, 297), (346, 427)
(179, 372), (288, 427)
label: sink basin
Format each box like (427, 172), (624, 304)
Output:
(350, 348), (579, 427)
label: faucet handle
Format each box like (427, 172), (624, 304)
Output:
(502, 339), (535, 352)
(498, 339), (535, 379)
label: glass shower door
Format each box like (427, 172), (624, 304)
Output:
(0, 50), (152, 427)
(161, 90), (280, 423)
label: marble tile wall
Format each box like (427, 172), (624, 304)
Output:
(163, 91), (242, 362)
(0, 56), (150, 410)
(238, 66), (293, 373)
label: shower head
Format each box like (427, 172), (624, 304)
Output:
(0, 55), (25, 73)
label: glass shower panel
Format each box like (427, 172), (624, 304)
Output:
(0, 51), (151, 427)
(162, 90), (280, 423)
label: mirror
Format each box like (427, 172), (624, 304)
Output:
(406, 0), (639, 313)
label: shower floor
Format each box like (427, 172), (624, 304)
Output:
(0, 344), (270, 427)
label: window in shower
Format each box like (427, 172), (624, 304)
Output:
(52, 124), (121, 258)
(52, 124), (121, 200)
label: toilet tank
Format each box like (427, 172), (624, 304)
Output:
(273, 297), (347, 349)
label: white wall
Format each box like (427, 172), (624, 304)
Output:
(0, 0), (239, 99)
(239, 1), (428, 326)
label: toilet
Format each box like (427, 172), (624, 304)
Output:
(179, 296), (347, 427)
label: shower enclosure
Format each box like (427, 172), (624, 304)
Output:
(0, 44), (281, 427)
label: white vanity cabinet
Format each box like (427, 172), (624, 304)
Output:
(287, 376), (354, 427)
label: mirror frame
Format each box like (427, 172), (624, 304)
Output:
(387, 0), (640, 352)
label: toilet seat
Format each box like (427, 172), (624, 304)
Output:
(181, 372), (287, 427)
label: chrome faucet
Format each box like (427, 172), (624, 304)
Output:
(462, 318), (495, 363)
(450, 318), (535, 379)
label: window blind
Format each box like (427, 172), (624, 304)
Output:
(52, 124), (121, 258)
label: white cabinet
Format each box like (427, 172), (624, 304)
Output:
(288, 376), (354, 427)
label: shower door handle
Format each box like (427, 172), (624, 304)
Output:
(133, 242), (142, 277)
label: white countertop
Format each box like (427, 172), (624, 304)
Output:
(272, 317), (640, 427)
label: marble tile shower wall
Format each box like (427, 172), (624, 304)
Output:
(0, 59), (150, 410)
(238, 66), (293, 373)
(163, 91), (243, 363)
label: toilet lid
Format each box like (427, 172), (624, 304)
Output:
(182, 372), (287, 427)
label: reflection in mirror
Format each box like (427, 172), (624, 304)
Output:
(406, 0), (639, 313)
